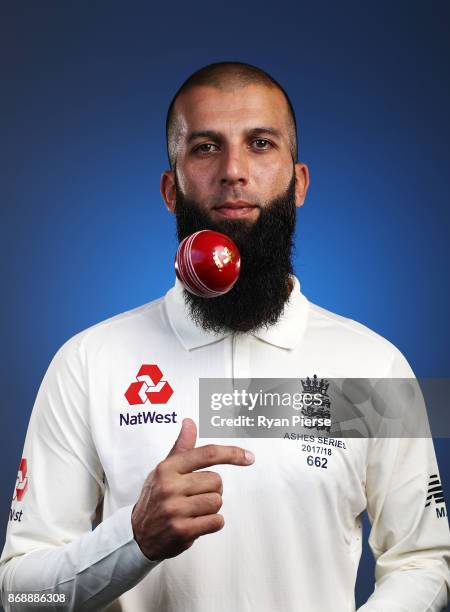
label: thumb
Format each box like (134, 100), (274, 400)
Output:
(167, 418), (197, 457)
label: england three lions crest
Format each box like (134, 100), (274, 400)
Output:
(301, 375), (331, 432)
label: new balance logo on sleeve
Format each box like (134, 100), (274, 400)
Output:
(425, 474), (447, 519)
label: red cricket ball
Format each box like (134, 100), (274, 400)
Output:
(175, 230), (241, 298)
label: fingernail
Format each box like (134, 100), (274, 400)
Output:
(245, 450), (255, 464)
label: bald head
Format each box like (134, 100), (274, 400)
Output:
(166, 62), (298, 169)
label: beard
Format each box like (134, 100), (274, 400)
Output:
(174, 174), (297, 334)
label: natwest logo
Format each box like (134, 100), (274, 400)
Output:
(13, 458), (28, 502)
(125, 364), (173, 406)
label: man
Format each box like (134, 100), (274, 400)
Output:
(0, 62), (449, 611)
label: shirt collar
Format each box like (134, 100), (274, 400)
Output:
(164, 274), (309, 351)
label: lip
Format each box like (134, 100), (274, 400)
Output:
(213, 201), (259, 219)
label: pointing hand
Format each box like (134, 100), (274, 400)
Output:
(131, 418), (255, 561)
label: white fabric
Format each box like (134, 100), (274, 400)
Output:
(0, 276), (449, 611)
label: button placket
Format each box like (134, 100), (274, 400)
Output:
(232, 333), (252, 383)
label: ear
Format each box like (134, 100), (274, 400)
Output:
(160, 170), (177, 213)
(294, 162), (310, 208)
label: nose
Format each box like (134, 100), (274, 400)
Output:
(220, 145), (249, 187)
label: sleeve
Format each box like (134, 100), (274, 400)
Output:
(357, 349), (450, 612)
(0, 334), (159, 611)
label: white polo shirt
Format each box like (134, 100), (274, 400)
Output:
(1, 276), (449, 611)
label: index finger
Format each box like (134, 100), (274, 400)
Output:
(167, 444), (255, 474)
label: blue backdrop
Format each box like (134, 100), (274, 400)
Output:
(1, 1), (449, 609)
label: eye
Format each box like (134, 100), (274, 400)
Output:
(252, 139), (272, 150)
(193, 143), (219, 154)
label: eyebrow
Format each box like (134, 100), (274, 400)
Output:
(186, 127), (282, 144)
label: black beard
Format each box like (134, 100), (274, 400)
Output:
(174, 175), (297, 334)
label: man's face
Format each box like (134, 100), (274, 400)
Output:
(160, 82), (310, 334)
(162, 83), (309, 219)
